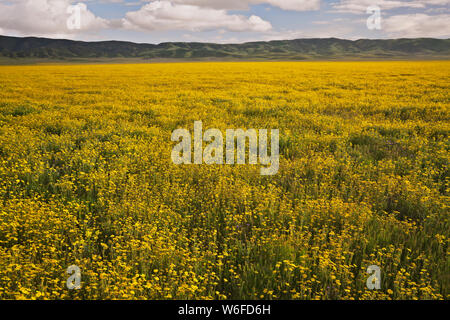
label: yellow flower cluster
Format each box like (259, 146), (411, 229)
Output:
(0, 61), (448, 300)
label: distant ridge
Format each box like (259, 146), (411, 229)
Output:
(0, 35), (449, 61)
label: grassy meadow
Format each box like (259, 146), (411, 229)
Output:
(0, 61), (448, 300)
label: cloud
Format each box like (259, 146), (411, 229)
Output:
(329, 0), (449, 39)
(83, 0), (321, 11)
(263, 0), (321, 11)
(332, 0), (426, 14)
(383, 13), (450, 37)
(121, 1), (272, 32)
(331, 0), (450, 14)
(117, 0), (321, 11)
(1, 0), (448, 41)
(0, 0), (107, 37)
(424, 0), (450, 5)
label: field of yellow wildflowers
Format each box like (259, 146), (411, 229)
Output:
(0, 61), (448, 300)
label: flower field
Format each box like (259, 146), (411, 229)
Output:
(0, 61), (448, 300)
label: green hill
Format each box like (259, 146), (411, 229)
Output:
(0, 35), (449, 62)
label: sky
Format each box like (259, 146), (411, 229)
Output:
(0, 0), (449, 43)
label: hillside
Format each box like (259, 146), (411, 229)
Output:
(0, 35), (449, 61)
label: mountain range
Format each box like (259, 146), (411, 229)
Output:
(0, 35), (449, 62)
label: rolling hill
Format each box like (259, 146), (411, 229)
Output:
(0, 35), (449, 62)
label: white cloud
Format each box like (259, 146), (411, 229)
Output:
(0, 0), (107, 37)
(264, 0), (321, 11)
(424, 0), (450, 5)
(1, 0), (448, 41)
(144, 0), (321, 11)
(332, 0), (450, 14)
(332, 0), (426, 14)
(121, 1), (272, 32)
(84, 0), (321, 11)
(383, 13), (450, 37)
(329, 0), (449, 39)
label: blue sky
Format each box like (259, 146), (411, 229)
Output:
(0, 0), (448, 43)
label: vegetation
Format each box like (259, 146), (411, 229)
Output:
(1, 35), (450, 61)
(0, 61), (448, 300)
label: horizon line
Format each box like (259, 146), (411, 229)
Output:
(1, 34), (449, 46)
